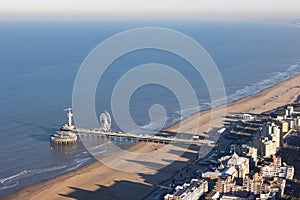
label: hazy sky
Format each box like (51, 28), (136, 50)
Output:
(1, 0), (300, 20)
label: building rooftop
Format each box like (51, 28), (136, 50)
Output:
(224, 166), (237, 176)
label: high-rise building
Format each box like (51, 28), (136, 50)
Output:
(285, 106), (294, 117)
(241, 145), (258, 166)
(256, 137), (277, 157)
(164, 179), (208, 200)
(294, 117), (300, 130)
(255, 123), (281, 157)
(260, 165), (294, 180)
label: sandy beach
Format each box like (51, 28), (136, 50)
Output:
(3, 73), (300, 200)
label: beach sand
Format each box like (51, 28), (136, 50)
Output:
(3, 73), (300, 200)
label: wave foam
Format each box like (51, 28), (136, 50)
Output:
(66, 157), (93, 172)
(0, 165), (67, 191)
(227, 62), (300, 103)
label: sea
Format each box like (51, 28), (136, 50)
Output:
(0, 20), (300, 197)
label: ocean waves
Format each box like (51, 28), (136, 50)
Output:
(0, 155), (94, 192)
(227, 61), (300, 103)
(0, 165), (67, 191)
(133, 59), (300, 132)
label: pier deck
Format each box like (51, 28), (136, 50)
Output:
(71, 128), (215, 146)
(55, 109), (215, 147)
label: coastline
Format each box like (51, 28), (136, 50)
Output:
(166, 72), (300, 135)
(3, 73), (300, 200)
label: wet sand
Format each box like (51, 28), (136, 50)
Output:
(3, 73), (300, 200)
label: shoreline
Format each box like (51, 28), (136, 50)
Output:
(3, 73), (300, 200)
(166, 72), (300, 135)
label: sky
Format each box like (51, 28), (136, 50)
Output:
(1, 0), (300, 20)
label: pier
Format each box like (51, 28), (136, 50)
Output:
(74, 128), (214, 146)
(50, 131), (77, 145)
(52, 108), (215, 147)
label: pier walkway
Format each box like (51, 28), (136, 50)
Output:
(72, 128), (215, 146)
(55, 109), (215, 147)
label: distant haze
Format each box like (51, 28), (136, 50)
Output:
(1, 0), (300, 20)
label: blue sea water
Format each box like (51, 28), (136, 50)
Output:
(0, 20), (300, 197)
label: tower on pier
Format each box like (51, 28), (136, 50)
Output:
(61, 108), (75, 131)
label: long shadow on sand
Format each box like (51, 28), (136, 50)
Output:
(58, 143), (201, 200)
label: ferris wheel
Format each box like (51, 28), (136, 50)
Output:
(99, 111), (111, 132)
